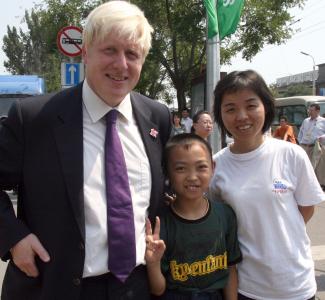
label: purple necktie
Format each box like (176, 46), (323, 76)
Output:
(105, 109), (136, 282)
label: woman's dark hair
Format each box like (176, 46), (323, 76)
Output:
(172, 112), (182, 125)
(213, 70), (275, 137)
(191, 110), (211, 133)
(163, 133), (212, 176)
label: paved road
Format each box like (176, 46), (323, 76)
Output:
(0, 195), (324, 298)
(307, 201), (325, 300)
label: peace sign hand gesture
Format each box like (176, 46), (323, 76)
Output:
(145, 217), (166, 265)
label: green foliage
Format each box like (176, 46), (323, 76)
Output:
(2, 0), (96, 92)
(269, 83), (280, 98)
(133, 0), (206, 110)
(232, 0), (304, 61)
(280, 83), (312, 97)
(2, 0), (306, 104)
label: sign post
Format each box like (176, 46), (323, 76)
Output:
(57, 26), (84, 88)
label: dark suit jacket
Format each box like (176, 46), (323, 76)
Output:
(0, 83), (171, 300)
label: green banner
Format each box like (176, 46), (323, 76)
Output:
(218, 0), (244, 40)
(203, 0), (219, 39)
(203, 0), (244, 40)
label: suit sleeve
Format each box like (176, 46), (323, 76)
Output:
(0, 101), (31, 260)
(159, 104), (171, 147)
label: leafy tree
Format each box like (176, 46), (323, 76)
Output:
(281, 83), (312, 97)
(3, 0), (306, 106)
(133, 0), (206, 110)
(2, 0), (96, 92)
(133, 0), (305, 109)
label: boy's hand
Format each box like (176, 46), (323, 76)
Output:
(145, 217), (166, 264)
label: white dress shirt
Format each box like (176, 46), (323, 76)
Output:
(298, 116), (325, 145)
(82, 80), (151, 277)
(181, 117), (193, 133)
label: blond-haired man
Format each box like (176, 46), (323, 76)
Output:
(0, 2), (171, 299)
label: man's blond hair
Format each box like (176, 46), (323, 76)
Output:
(83, 1), (153, 59)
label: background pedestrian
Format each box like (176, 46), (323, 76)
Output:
(191, 110), (213, 140)
(272, 115), (297, 143)
(170, 112), (186, 138)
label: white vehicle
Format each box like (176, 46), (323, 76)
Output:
(273, 95), (325, 136)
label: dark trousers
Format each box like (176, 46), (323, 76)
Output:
(238, 293), (315, 300)
(159, 289), (223, 300)
(80, 265), (150, 300)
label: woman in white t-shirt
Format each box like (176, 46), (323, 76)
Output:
(210, 70), (325, 300)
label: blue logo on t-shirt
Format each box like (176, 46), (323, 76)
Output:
(272, 179), (288, 194)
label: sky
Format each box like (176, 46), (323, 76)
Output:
(0, 0), (325, 85)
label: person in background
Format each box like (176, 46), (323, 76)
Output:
(272, 115), (297, 143)
(210, 70), (324, 300)
(181, 108), (193, 133)
(0, 2), (171, 299)
(170, 112), (186, 137)
(191, 110), (214, 140)
(298, 103), (325, 190)
(146, 133), (241, 300)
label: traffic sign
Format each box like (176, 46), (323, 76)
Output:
(61, 62), (84, 88)
(57, 26), (83, 57)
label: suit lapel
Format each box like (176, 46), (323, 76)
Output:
(131, 93), (163, 217)
(51, 85), (85, 240)
(131, 92), (163, 165)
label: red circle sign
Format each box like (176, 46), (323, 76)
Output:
(57, 26), (83, 57)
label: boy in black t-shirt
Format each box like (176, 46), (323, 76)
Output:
(145, 134), (242, 300)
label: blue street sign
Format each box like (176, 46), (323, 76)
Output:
(61, 62), (84, 88)
(66, 63), (79, 85)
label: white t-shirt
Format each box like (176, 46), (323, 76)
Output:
(210, 137), (325, 300)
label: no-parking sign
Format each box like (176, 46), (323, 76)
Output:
(57, 26), (83, 57)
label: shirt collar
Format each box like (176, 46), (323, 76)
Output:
(309, 116), (320, 122)
(82, 79), (133, 123)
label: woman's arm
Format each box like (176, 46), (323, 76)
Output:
(298, 205), (315, 224)
(223, 265), (238, 300)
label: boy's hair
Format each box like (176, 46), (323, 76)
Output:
(213, 70), (275, 137)
(83, 1), (153, 59)
(163, 133), (213, 175)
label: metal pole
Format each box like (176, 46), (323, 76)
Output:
(300, 51), (316, 95)
(206, 0), (221, 153)
(312, 62), (316, 96)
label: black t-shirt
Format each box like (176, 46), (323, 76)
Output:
(160, 200), (242, 293)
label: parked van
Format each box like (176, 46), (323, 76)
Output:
(0, 75), (45, 119)
(273, 96), (325, 137)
